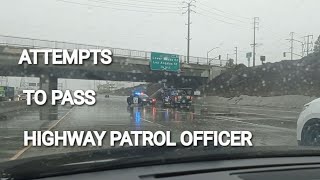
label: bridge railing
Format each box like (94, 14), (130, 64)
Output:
(0, 35), (227, 66)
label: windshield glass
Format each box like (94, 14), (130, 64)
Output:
(1, 0), (320, 176)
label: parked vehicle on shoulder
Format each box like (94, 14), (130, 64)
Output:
(172, 88), (194, 109)
(297, 98), (320, 146)
(127, 91), (156, 107)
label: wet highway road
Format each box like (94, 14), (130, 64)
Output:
(0, 95), (300, 161)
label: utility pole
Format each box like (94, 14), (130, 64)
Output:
(286, 32), (304, 59)
(234, 47), (238, 65)
(252, 17), (259, 67)
(182, 0), (195, 64)
(303, 35), (313, 56)
(186, 3), (191, 64)
(289, 32), (294, 60)
(301, 42), (305, 57)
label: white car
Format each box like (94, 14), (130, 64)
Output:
(18, 94), (27, 101)
(297, 98), (320, 146)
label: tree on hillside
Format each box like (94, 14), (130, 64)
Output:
(226, 59), (235, 68)
(314, 35), (320, 54)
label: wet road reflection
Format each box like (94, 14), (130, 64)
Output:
(127, 105), (195, 126)
(0, 95), (300, 161)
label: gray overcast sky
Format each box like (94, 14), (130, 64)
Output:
(0, 0), (319, 66)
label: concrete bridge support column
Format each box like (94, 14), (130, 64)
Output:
(39, 105), (58, 121)
(40, 75), (58, 99)
(39, 75), (58, 121)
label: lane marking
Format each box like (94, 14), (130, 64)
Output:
(9, 107), (74, 161)
(209, 114), (296, 122)
(141, 118), (165, 127)
(214, 117), (296, 133)
(237, 112), (298, 120)
(233, 117), (296, 122)
(194, 103), (300, 113)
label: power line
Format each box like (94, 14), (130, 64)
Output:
(197, 12), (250, 29)
(197, 6), (250, 24)
(198, 1), (251, 20)
(55, 0), (181, 14)
(87, 0), (181, 10)
(113, 0), (181, 6)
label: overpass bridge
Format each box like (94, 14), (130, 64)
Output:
(0, 35), (226, 94)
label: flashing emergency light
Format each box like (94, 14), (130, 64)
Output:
(134, 91), (144, 96)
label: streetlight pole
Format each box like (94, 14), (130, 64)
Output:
(206, 47), (219, 65)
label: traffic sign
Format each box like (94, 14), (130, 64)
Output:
(0, 86), (4, 97)
(150, 52), (180, 72)
(246, 52), (252, 58)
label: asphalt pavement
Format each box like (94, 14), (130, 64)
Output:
(0, 95), (300, 161)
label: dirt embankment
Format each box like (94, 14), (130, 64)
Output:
(206, 53), (320, 97)
(108, 83), (162, 97)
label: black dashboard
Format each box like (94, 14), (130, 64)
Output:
(42, 156), (320, 180)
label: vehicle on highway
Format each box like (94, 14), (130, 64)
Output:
(161, 88), (176, 107)
(17, 94), (27, 101)
(171, 88), (194, 109)
(297, 98), (320, 146)
(0, 86), (15, 101)
(127, 92), (156, 106)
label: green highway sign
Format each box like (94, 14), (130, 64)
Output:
(150, 52), (180, 72)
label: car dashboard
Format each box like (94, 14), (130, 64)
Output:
(42, 156), (320, 180)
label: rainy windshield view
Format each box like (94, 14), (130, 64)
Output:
(1, 0), (320, 179)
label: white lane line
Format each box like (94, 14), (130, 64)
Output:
(234, 117), (296, 122)
(237, 112), (298, 119)
(141, 118), (165, 127)
(214, 117), (296, 133)
(194, 103), (300, 113)
(9, 107), (74, 161)
(213, 115), (296, 122)
(0, 136), (21, 139)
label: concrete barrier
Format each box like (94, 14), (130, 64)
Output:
(0, 100), (29, 114)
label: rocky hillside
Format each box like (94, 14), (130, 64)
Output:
(206, 53), (320, 97)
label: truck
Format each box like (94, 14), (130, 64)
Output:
(0, 86), (15, 101)
(172, 88), (194, 109)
